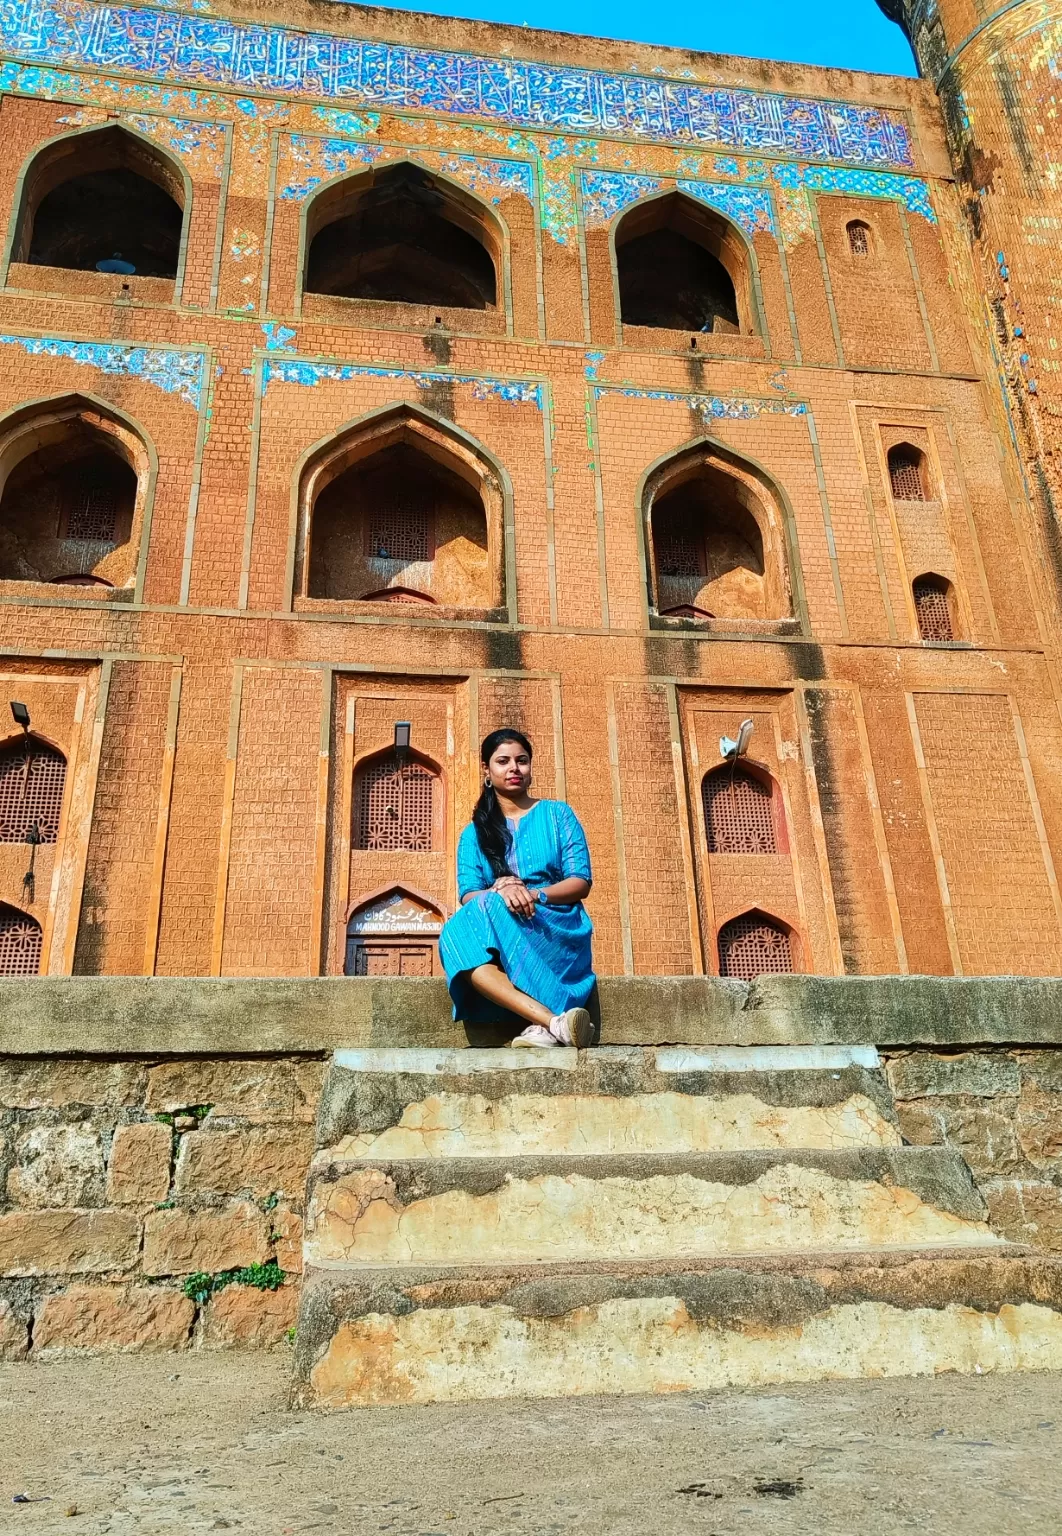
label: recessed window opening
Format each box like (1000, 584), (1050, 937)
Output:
(305, 164), (498, 309)
(718, 911), (793, 979)
(888, 443), (928, 501)
(0, 903), (42, 976)
(651, 465), (768, 621)
(307, 439), (486, 604)
(0, 433), (137, 585)
(913, 573), (955, 642)
(703, 765), (777, 854)
(0, 734), (66, 843)
(19, 127), (184, 279)
(616, 192), (743, 334)
(847, 220), (871, 257)
(353, 753), (437, 852)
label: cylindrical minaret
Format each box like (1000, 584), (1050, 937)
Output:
(880, 0), (1062, 538)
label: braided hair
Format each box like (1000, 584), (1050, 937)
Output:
(472, 728), (533, 881)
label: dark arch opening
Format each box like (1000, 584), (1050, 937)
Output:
(652, 463), (767, 621)
(888, 442), (928, 501)
(0, 902), (42, 976)
(617, 192), (741, 333)
(0, 426), (137, 584)
(305, 163), (498, 309)
(19, 126), (185, 279)
(718, 910), (794, 979)
(913, 572), (956, 642)
(308, 438), (487, 604)
(847, 219), (872, 257)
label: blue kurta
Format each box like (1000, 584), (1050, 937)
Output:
(439, 799), (595, 1023)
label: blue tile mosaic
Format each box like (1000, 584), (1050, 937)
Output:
(593, 384), (807, 420)
(260, 323), (296, 351)
(280, 135), (382, 200)
(264, 358), (543, 408)
(279, 138), (534, 206)
(0, 334), (207, 406)
(0, 0), (914, 169)
(580, 169), (775, 236)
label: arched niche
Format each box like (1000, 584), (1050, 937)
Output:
(344, 884), (445, 976)
(0, 731), (68, 843)
(644, 443), (793, 625)
(303, 162), (501, 312)
(294, 405), (505, 615)
(0, 900), (42, 976)
(717, 907), (798, 979)
(888, 441), (930, 502)
(701, 761), (788, 856)
(11, 124), (186, 285)
(614, 192), (753, 335)
(0, 395), (151, 590)
(913, 571), (958, 642)
(352, 746), (444, 854)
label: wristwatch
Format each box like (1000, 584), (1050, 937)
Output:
(536, 889), (549, 906)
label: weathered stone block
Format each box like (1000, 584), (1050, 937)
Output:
(894, 1102), (943, 1146)
(145, 1058), (321, 1123)
(0, 1297), (28, 1359)
(0, 1060), (143, 1110)
(886, 1051), (1019, 1100)
(142, 1201), (270, 1277)
(1017, 1051), (1062, 1094)
(6, 1122), (106, 1209)
(106, 1123), (172, 1205)
(201, 1282), (298, 1348)
(33, 1285), (195, 1354)
(1016, 1086), (1062, 1171)
(0, 1210), (139, 1276)
(271, 1204), (302, 1273)
(935, 1106), (1023, 1179)
(175, 1126), (313, 1198)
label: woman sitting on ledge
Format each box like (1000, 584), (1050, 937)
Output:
(438, 728), (595, 1049)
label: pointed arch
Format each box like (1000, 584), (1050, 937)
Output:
(351, 744), (445, 854)
(717, 908), (798, 979)
(0, 393), (156, 596)
(291, 401), (512, 619)
(702, 760), (788, 855)
(0, 901), (42, 976)
(612, 188), (761, 336)
(639, 436), (804, 628)
(0, 730), (68, 844)
(913, 571), (957, 642)
(5, 122), (189, 292)
(300, 159), (505, 314)
(344, 883), (445, 977)
(888, 440), (929, 501)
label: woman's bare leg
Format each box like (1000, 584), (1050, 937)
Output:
(468, 963), (553, 1027)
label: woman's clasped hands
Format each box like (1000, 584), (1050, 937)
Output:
(491, 873), (538, 919)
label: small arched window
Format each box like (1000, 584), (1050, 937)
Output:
(367, 493), (434, 564)
(888, 444), (928, 502)
(0, 903), (42, 975)
(0, 735), (67, 842)
(913, 574), (955, 642)
(847, 220), (871, 257)
(703, 766), (777, 854)
(353, 753), (437, 852)
(718, 912), (794, 979)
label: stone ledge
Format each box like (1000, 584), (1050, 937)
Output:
(2, 975), (1062, 1054)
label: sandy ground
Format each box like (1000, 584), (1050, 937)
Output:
(1, 1353), (1060, 1535)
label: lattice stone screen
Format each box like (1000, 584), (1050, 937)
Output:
(0, 905), (42, 975)
(367, 497), (432, 563)
(67, 475), (118, 541)
(888, 445), (926, 501)
(655, 522), (702, 578)
(718, 913), (793, 978)
(354, 756), (435, 851)
(913, 577), (953, 641)
(0, 738), (67, 842)
(703, 767), (777, 853)
(848, 220), (870, 256)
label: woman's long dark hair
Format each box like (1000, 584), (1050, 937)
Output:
(473, 728), (533, 880)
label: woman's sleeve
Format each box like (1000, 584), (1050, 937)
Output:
(457, 825), (489, 900)
(558, 803), (592, 884)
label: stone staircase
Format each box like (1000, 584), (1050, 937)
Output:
(291, 1044), (1062, 1407)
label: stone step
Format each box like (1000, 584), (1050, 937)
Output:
(303, 1147), (995, 1270)
(316, 1045), (900, 1158)
(291, 1247), (1062, 1408)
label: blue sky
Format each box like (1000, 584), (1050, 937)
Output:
(368, 0), (917, 75)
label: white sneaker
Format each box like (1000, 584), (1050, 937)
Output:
(547, 1008), (594, 1048)
(510, 1024), (562, 1049)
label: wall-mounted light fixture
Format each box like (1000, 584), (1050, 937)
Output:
(394, 721), (411, 764)
(10, 701), (30, 732)
(719, 718), (754, 764)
